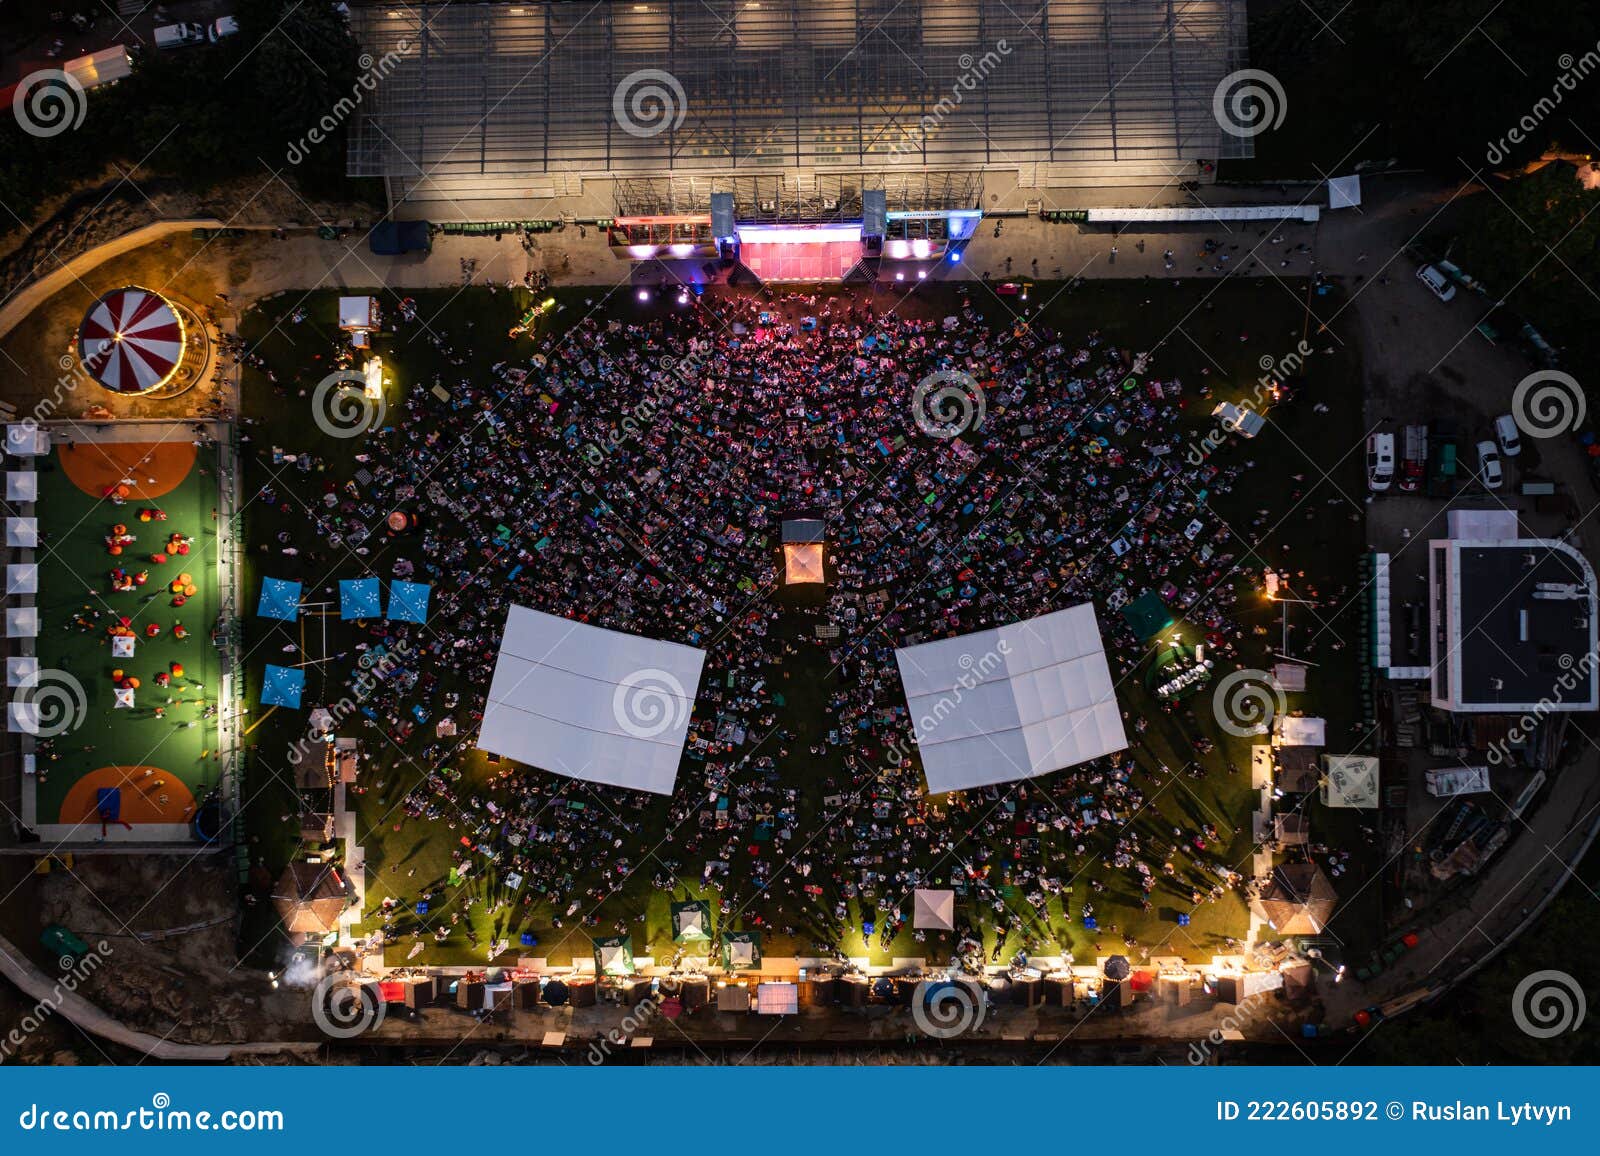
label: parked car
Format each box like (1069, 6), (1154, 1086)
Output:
(1366, 431), (1395, 492)
(209, 16), (240, 42)
(1494, 413), (1522, 456)
(153, 22), (209, 49)
(1417, 263), (1457, 301)
(1476, 440), (1503, 489)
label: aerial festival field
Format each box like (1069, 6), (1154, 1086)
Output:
(28, 432), (223, 837)
(235, 279), (1368, 972)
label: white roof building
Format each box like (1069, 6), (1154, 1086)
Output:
(477, 605), (706, 795)
(894, 603), (1128, 794)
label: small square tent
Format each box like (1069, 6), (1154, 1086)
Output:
(1321, 754), (1379, 809)
(4, 425), (48, 456)
(6, 607), (39, 638)
(912, 888), (956, 931)
(783, 542), (825, 585)
(593, 934), (636, 977)
(1120, 591), (1174, 641)
(672, 899), (712, 943)
(6, 656), (39, 687)
(721, 930), (762, 972)
(7, 702), (41, 733)
(6, 518), (38, 547)
(1274, 715), (1326, 747)
(272, 863), (349, 939)
(756, 982), (798, 1014)
(6, 564), (37, 595)
(6, 471), (37, 502)
(1250, 862), (1337, 935)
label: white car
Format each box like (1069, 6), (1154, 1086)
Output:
(1494, 413), (1522, 456)
(1476, 440), (1503, 489)
(1366, 431), (1395, 492)
(153, 22), (209, 49)
(209, 16), (240, 42)
(1417, 264), (1457, 302)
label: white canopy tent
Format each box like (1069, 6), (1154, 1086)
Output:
(6, 471), (37, 502)
(1274, 715), (1327, 747)
(5, 607), (39, 638)
(726, 940), (757, 969)
(6, 656), (39, 687)
(4, 425), (49, 457)
(756, 983), (799, 1014)
(1321, 754), (1380, 809)
(478, 605), (706, 795)
(894, 603), (1128, 794)
(7, 701), (40, 734)
(912, 887), (956, 931)
(6, 564), (37, 595)
(6, 517), (38, 548)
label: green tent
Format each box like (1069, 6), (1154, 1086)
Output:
(592, 934), (636, 977)
(671, 899), (712, 943)
(1122, 591), (1175, 641)
(720, 930), (762, 972)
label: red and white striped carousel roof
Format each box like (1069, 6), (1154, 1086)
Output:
(78, 287), (183, 394)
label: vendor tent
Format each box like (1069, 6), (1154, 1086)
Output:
(894, 603), (1128, 793)
(1274, 715), (1326, 747)
(111, 635), (135, 658)
(593, 934), (636, 977)
(4, 425), (49, 456)
(1121, 591), (1174, 641)
(272, 863), (349, 937)
(257, 577), (303, 621)
(7, 702), (41, 734)
(478, 604), (706, 795)
(1321, 754), (1379, 809)
(721, 930), (762, 972)
(5, 607), (39, 638)
(912, 888), (956, 931)
(387, 579), (432, 623)
(113, 687), (135, 709)
(1250, 862), (1337, 935)
(6, 656), (39, 687)
(6, 471), (37, 502)
(783, 542), (825, 584)
(339, 577), (383, 620)
(672, 899), (712, 943)
(756, 982), (798, 1014)
(6, 564), (37, 595)
(261, 664), (306, 709)
(6, 517), (38, 547)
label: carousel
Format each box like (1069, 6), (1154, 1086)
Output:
(76, 286), (210, 400)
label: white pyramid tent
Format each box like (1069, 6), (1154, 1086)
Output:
(912, 888), (956, 931)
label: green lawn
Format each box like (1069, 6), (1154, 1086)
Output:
(233, 277), (1369, 967)
(31, 440), (222, 829)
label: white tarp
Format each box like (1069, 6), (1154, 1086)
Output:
(912, 888), (956, 931)
(477, 605), (706, 795)
(895, 603), (1128, 794)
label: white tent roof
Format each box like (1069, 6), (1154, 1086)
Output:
(912, 888), (956, 931)
(756, 983), (798, 1014)
(7, 564), (37, 595)
(1322, 754), (1380, 809)
(6, 517), (38, 547)
(728, 940), (755, 966)
(1327, 174), (1362, 209)
(7, 701), (40, 734)
(5, 607), (39, 638)
(6, 471), (37, 502)
(784, 542), (824, 584)
(478, 605), (706, 795)
(1275, 715), (1326, 747)
(895, 603), (1128, 794)
(4, 425), (49, 457)
(6, 656), (39, 688)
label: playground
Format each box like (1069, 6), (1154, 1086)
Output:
(25, 427), (224, 840)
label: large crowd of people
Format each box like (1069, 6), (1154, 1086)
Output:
(242, 285), (1353, 966)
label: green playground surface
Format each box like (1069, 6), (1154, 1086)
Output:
(30, 438), (223, 830)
